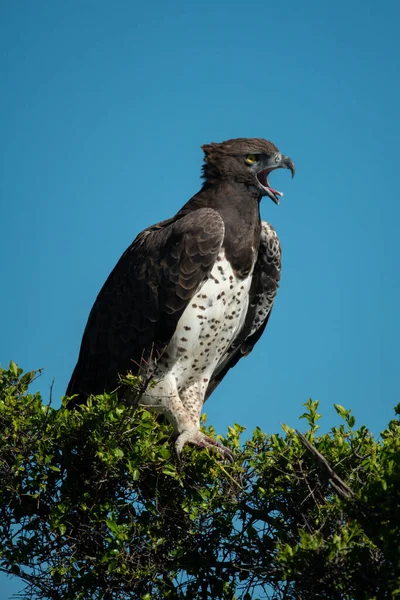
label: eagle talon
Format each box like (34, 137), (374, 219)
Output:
(175, 429), (234, 463)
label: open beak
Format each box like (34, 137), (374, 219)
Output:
(257, 153), (296, 204)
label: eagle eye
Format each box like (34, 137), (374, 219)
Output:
(245, 154), (257, 165)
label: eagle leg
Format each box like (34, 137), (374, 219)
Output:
(175, 429), (234, 463)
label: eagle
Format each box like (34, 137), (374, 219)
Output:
(66, 138), (295, 461)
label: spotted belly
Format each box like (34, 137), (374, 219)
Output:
(142, 250), (252, 421)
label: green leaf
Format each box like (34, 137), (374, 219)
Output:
(159, 446), (172, 460)
(334, 403), (347, 416)
(113, 447), (124, 459)
(162, 466), (177, 478)
(106, 518), (118, 533)
(9, 360), (18, 377)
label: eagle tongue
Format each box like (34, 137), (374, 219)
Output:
(268, 187), (283, 197)
(257, 168), (283, 200)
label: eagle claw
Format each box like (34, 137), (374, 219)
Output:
(175, 429), (234, 463)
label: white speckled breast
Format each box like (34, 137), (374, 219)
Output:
(143, 250), (253, 420)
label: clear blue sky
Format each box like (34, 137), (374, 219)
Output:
(1, 0), (399, 596)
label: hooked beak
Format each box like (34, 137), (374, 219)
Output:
(280, 155), (296, 179)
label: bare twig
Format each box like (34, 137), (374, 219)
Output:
(295, 430), (355, 500)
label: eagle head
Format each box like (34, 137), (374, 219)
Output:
(201, 137), (295, 204)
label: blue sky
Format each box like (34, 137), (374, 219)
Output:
(1, 0), (399, 596)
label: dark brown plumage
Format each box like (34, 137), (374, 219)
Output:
(67, 138), (295, 460)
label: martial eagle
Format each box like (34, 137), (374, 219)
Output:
(67, 138), (295, 461)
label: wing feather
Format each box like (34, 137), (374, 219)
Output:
(67, 208), (225, 399)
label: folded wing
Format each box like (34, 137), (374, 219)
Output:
(66, 208), (225, 400)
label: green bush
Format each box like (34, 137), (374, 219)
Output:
(0, 362), (399, 599)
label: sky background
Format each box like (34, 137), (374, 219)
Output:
(1, 0), (400, 597)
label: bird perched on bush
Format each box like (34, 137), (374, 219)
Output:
(67, 138), (295, 461)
